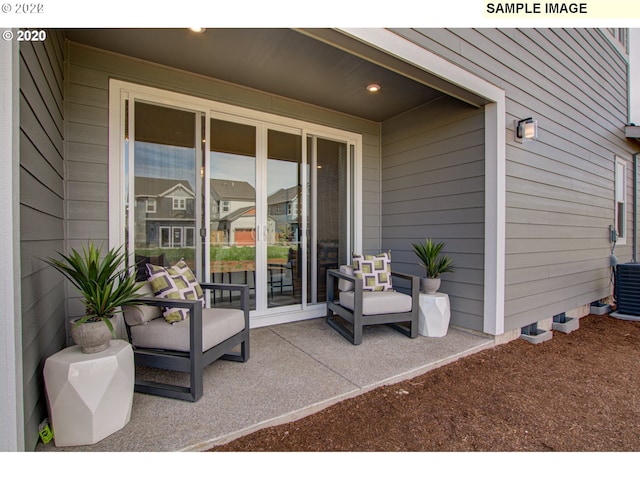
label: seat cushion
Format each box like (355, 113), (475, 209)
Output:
(128, 307), (245, 353)
(146, 260), (204, 324)
(339, 290), (412, 315)
(353, 252), (393, 291)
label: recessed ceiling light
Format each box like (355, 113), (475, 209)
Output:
(366, 84), (381, 93)
(189, 27), (206, 33)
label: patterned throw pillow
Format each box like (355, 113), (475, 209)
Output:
(146, 260), (204, 324)
(352, 252), (393, 291)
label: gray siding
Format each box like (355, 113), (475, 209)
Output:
(19, 30), (66, 451)
(391, 28), (635, 332)
(381, 97), (485, 331)
(64, 42), (381, 293)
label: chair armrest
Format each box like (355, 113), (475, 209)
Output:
(132, 296), (201, 309)
(327, 269), (356, 283)
(391, 272), (420, 311)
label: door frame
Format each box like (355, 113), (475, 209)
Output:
(108, 79), (363, 327)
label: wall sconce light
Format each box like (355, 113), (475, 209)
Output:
(515, 117), (538, 143)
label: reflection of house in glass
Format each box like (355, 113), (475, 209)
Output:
(134, 177), (195, 248)
(210, 179), (268, 246)
(267, 185), (300, 242)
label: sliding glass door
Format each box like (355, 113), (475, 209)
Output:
(129, 101), (201, 279)
(208, 118), (257, 310)
(116, 81), (361, 325)
(266, 129), (303, 309)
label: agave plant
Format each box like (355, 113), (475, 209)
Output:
(411, 238), (455, 279)
(45, 242), (142, 336)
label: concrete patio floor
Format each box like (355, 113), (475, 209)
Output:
(37, 317), (495, 452)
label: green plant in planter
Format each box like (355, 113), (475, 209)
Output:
(411, 238), (455, 279)
(45, 242), (142, 337)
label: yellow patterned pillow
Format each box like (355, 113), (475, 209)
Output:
(146, 260), (204, 324)
(353, 252), (393, 291)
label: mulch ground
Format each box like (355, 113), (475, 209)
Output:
(209, 314), (640, 452)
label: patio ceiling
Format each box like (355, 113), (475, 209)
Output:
(63, 28), (450, 122)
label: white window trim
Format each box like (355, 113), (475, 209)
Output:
(172, 197), (186, 211)
(145, 198), (156, 213)
(615, 156), (628, 245)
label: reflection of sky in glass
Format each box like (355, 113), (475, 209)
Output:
(132, 144), (298, 196)
(211, 152), (298, 195)
(134, 142), (196, 184)
(210, 152), (255, 187)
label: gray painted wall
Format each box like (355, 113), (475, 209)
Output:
(19, 30), (66, 451)
(381, 97), (486, 331)
(391, 28), (636, 332)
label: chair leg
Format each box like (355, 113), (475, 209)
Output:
(326, 310), (362, 345)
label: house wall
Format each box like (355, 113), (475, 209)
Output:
(64, 41), (381, 318)
(390, 28), (636, 332)
(19, 30), (66, 451)
(381, 97), (486, 331)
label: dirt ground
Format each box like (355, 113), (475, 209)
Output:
(210, 314), (640, 452)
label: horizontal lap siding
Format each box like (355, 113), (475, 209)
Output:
(393, 28), (632, 332)
(382, 97), (485, 331)
(19, 30), (66, 451)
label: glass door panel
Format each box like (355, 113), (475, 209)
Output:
(209, 118), (257, 309)
(307, 136), (349, 303)
(266, 129), (302, 309)
(131, 101), (198, 279)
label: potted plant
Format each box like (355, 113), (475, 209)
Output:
(411, 238), (455, 294)
(45, 242), (142, 353)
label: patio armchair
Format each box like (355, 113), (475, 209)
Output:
(123, 282), (250, 402)
(326, 267), (420, 345)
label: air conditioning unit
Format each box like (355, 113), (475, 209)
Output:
(616, 262), (640, 316)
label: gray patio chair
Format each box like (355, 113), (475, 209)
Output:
(123, 282), (250, 402)
(326, 267), (419, 345)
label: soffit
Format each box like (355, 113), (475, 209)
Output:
(63, 28), (461, 122)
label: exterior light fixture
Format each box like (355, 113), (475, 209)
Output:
(515, 117), (538, 143)
(366, 84), (381, 93)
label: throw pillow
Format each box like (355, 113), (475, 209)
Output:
(171, 259), (204, 300)
(352, 251), (393, 291)
(146, 261), (204, 324)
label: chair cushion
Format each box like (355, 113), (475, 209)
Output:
(146, 260), (204, 324)
(353, 252), (393, 291)
(122, 282), (162, 326)
(128, 307), (245, 353)
(338, 265), (354, 291)
(339, 290), (412, 315)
